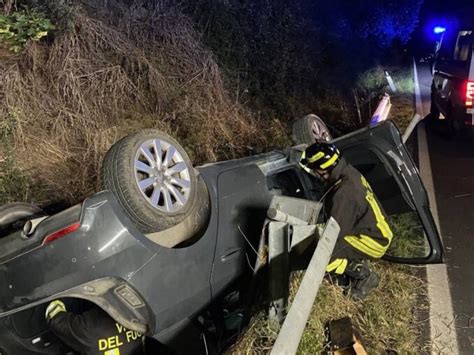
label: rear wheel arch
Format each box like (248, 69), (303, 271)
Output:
(54, 277), (154, 335)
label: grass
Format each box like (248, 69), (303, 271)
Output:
(0, 0), (288, 206)
(228, 270), (428, 354)
(389, 67), (416, 133)
(0, 110), (34, 204)
(388, 212), (429, 259)
(0, 157), (31, 204)
(227, 214), (430, 354)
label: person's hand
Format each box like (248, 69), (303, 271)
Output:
(45, 300), (66, 322)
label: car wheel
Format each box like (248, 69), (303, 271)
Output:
(101, 129), (199, 233)
(0, 203), (44, 238)
(429, 90), (440, 121)
(446, 103), (464, 137)
(292, 114), (333, 145)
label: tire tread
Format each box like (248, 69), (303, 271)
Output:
(100, 130), (197, 233)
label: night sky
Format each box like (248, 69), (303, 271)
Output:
(409, 0), (473, 57)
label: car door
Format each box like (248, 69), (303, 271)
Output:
(331, 120), (443, 264)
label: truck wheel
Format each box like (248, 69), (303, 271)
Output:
(429, 91), (440, 121)
(292, 114), (333, 145)
(101, 129), (200, 233)
(447, 103), (465, 137)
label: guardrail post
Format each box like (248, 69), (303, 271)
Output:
(385, 70), (397, 92)
(268, 221), (289, 325)
(370, 93), (392, 125)
(271, 217), (340, 355)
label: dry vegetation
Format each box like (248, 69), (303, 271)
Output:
(228, 263), (429, 354)
(0, 0), (288, 205)
(389, 68), (416, 133)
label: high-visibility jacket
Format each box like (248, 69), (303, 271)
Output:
(49, 306), (144, 355)
(325, 158), (393, 263)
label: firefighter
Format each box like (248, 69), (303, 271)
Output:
(45, 300), (144, 355)
(299, 142), (393, 299)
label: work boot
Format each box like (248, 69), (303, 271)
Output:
(326, 272), (351, 291)
(344, 261), (380, 300)
(349, 271), (379, 300)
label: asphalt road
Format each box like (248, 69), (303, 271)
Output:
(417, 63), (474, 353)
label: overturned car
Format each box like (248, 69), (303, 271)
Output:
(0, 117), (443, 354)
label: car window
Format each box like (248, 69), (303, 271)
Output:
(346, 148), (430, 259)
(268, 168), (307, 199)
(454, 31), (473, 62)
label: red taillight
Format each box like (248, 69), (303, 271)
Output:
(42, 222), (80, 245)
(466, 81), (474, 107)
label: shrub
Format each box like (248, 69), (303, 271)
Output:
(0, 8), (54, 52)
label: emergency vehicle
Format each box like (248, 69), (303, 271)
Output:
(431, 25), (474, 133)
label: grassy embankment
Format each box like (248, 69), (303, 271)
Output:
(0, 0), (288, 206)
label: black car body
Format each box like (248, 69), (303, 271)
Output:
(431, 24), (474, 132)
(0, 120), (443, 354)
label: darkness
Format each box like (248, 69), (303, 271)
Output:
(183, 0), (428, 126)
(409, 0), (474, 58)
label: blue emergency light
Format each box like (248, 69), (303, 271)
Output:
(433, 26), (446, 34)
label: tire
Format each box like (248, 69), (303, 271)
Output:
(446, 103), (465, 137)
(429, 90), (440, 121)
(0, 203), (44, 238)
(101, 129), (199, 233)
(145, 176), (210, 248)
(292, 114), (333, 145)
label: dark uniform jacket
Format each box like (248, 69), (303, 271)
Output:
(325, 158), (393, 259)
(49, 306), (143, 355)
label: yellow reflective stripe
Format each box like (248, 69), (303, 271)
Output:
(359, 234), (389, 252)
(361, 175), (370, 189)
(366, 193), (393, 240)
(320, 153), (339, 169)
(326, 258), (348, 274)
(46, 300), (66, 320)
(361, 176), (393, 242)
(104, 349), (120, 355)
(299, 151), (312, 173)
(48, 306), (65, 319)
(344, 235), (385, 258)
(307, 151), (325, 163)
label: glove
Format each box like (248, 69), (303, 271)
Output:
(45, 300), (66, 322)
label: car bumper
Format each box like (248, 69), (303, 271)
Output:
(0, 191), (155, 333)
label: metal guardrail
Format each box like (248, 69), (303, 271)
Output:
(270, 217), (340, 354)
(402, 113), (422, 143)
(266, 196), (322, 325)
(385, 70), (397, 93)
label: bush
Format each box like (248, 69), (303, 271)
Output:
(0, 8), (54, 52)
